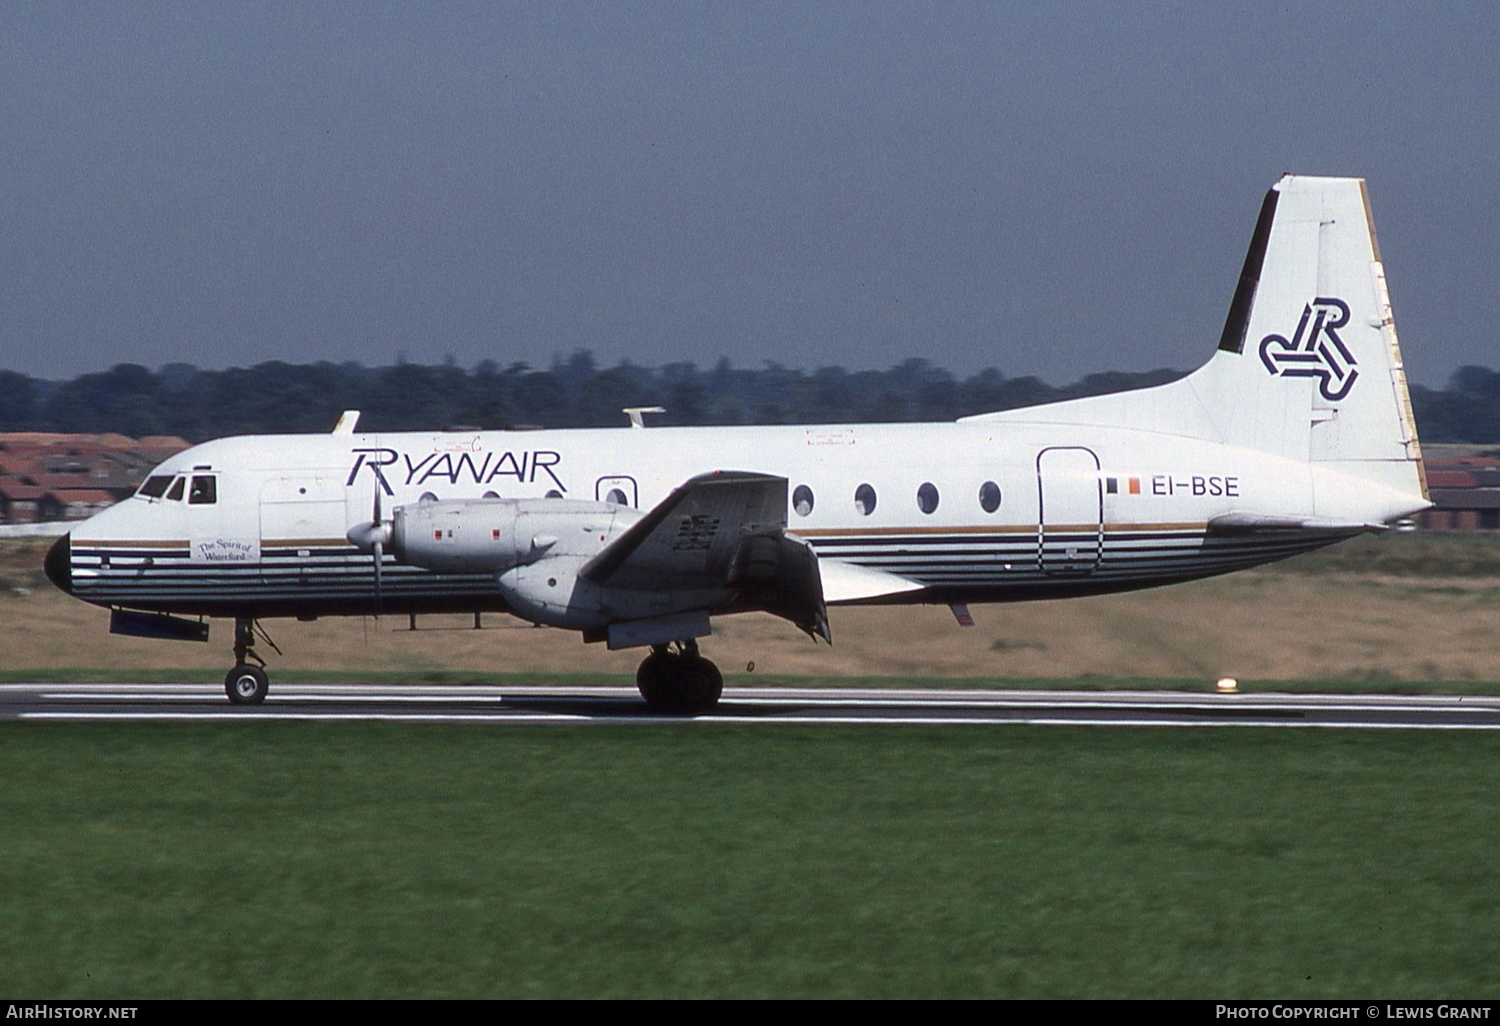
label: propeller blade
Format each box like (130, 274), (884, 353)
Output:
(372, 540), (383, 615)
(347, 476), (387, 617)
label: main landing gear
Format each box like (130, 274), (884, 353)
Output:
(225, 616), (278, 705)
(636, 639), (723, 715)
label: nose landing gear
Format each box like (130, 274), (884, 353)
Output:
(226, 663), (268, 704)
(225, 617), (279, 705)
(636, 639), (723, 714)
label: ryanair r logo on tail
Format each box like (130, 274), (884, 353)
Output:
(1258, 297), (1359, 401)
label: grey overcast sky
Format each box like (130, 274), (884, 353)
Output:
(1, 2), (1496, 386)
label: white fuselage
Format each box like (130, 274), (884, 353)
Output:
(58, 416), (1413, 621)
(38, 175), (1436, 711)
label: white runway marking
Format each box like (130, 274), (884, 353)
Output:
(20, 711), (596, 723)
(7, 682), (1500, 729)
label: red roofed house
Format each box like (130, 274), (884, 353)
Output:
(1418, 457), (1500, 532)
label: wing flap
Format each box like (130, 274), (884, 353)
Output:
(817, 558), (925, 603)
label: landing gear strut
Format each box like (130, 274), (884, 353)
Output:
(225, 616), (277, 705)
(636, 639), (723, 714)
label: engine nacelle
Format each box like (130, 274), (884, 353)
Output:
(391, 497), (641, 574)
(495, 556), (732, 634)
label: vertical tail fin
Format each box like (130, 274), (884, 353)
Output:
(1205, 175), (1424, 496)
(969, 174), (1428, 506)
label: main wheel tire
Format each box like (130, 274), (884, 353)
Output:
(680, 656), (723, 713)
(636, 651), (677, 712)
(225, 664), (269, 705)
(637, 653), (723, 715)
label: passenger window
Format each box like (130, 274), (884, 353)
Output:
(854, 483), (877, 516)
(917, 482), (939, 514)
(979, 481), (1002, 513)
(138, 475), (173, 499)
(165, 477), (185, 502)
(793, 485), (814, 517)
(188, 476), (217, 505)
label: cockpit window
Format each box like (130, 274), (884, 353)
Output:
(138, 475), (174, 499)
(189, 476), (217, 505)
(165, 477), (185, 502)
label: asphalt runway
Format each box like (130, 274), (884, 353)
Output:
(5, 682), (1500, 729)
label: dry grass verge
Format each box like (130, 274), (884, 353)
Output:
(4, 534), (1497, 685)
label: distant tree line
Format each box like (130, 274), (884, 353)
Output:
(0, 353), (1495, 444)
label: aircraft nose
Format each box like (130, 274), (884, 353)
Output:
(44, 533), (72, 594)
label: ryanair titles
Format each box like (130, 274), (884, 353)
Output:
(347, 447), (566, 494)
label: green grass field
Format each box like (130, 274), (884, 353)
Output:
(3, 723), (1499, 998)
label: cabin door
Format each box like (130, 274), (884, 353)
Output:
(259, 474), (349, 585)
(1037, 447), (1102, 574)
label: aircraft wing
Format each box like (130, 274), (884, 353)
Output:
(581, 471), (830, 642)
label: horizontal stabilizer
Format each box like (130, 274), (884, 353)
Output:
(1207, 513), (1380, 534)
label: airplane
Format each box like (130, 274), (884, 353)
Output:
(43, 175), (1431, 713)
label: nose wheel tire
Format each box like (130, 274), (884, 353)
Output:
(225, 664), (269, 705)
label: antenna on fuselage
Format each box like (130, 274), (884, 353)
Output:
(623, 406), (665, 429)
(332, 410), (361, 435)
